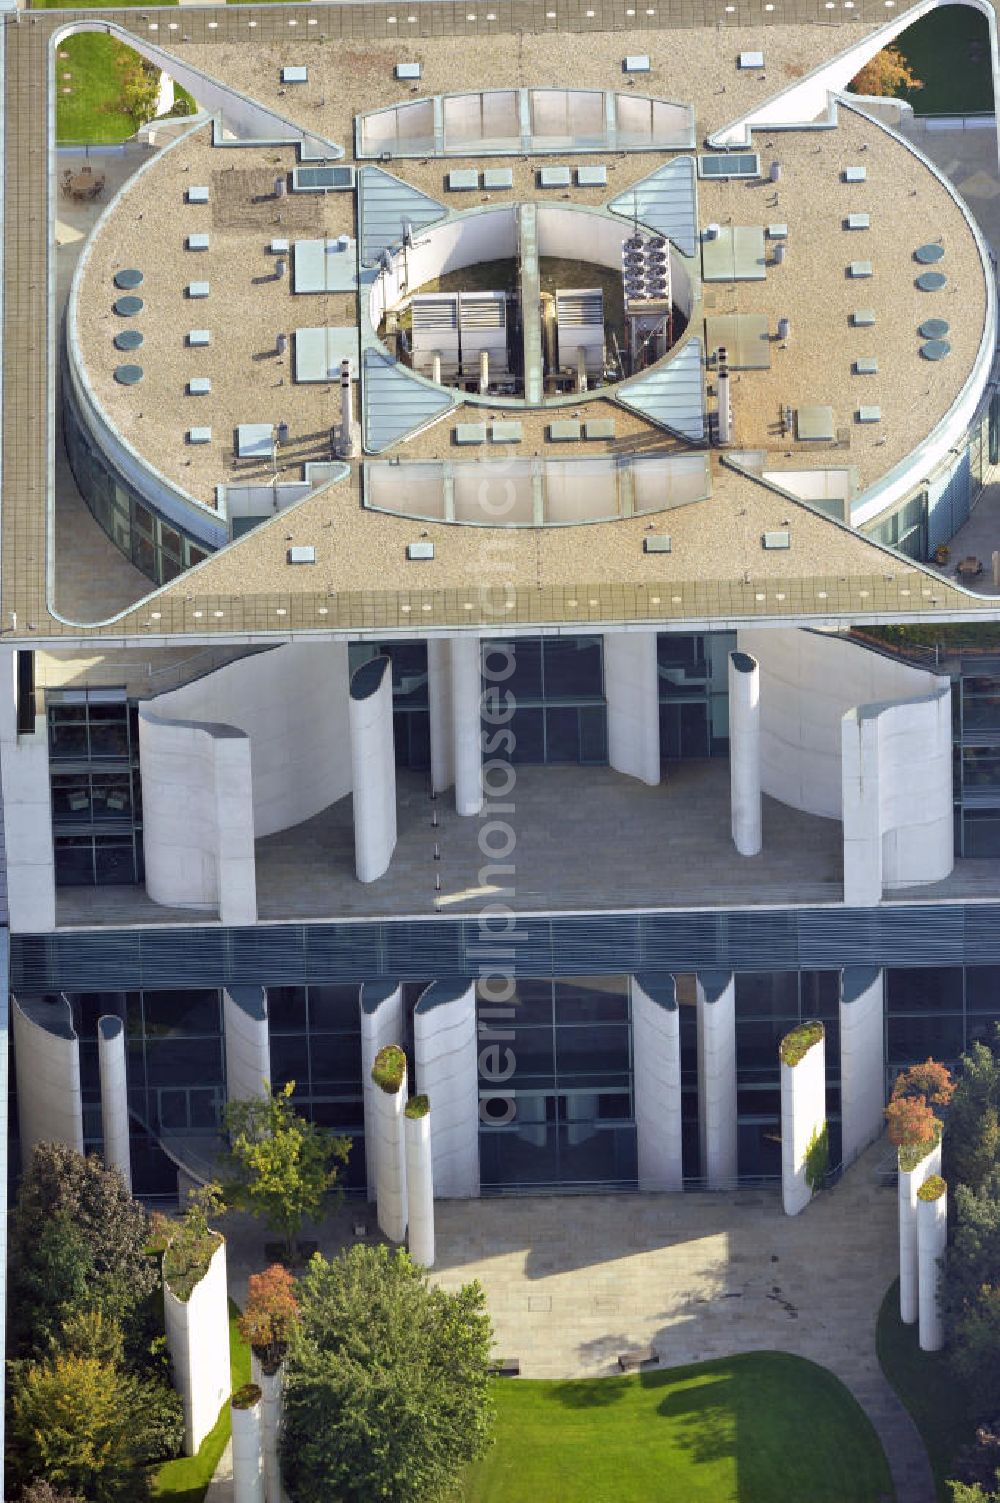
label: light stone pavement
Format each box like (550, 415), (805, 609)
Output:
(219, 1140), (932, 1502)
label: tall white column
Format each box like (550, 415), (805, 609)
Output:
(98, 1015), (131, 1192)
(839, 967), (885, 1165)
(12, 995), (83, 1167)
(630, 974), (682, 1190)
(427, 639), (455, 796)
(450, 636), (483, 817)
(250, 1354), (285, 1503)
(230, 1391), (265, 1503)
(918, 1176), (948, 1353)
(899, 1137), (942, 1325)
(779, 1025), (826, 1216)
(0, 650), (56, 932)
(360, 983), (405, 1201)
(696, 972), (738, 1188)
(604, 631), (660, 786)
(348, 656), (397, 882)
(224, 987), (270, 1107)
(728, 651), (761, 857)
(372, 1047), (408, 1243)
(163, 1237), (232, 1456)
(405, 1100), (435, 1266)
(415, 981), (480, 1198)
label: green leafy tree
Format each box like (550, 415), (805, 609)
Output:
(943, 1170), (1000, 1410)
(113, 52), (160, 132)
(945, 1034), (1000, 1194)
(950, 1483), (1000, 1502)
(224, 1082), (351, 1259)
(21, 1483), (86, 1503)
(281, 1244), (494, 1503)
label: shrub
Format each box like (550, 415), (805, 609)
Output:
(405, 1093), (430, 1120)
(162, 1183), (224, 1303)
(805, 1124), (830, 1191)
(232, 1383), (262, 1410)
(919, 1174), (948, 1203)
(372, 1045), (407, 1094)
(779, 1021), (824, 1068)
(894, 1059), (955, 1109)
(239, 1264), (300, 1375)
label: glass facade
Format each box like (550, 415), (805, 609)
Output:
(953, 660), (1000, 857)
(862, 491), (928, 562)
(63, 389), (211, 588)
(886, 966), (1000, 1074)
(657, 632), (735, 759)
(47, 691), (144, 886)
(484, 637), (608, 764)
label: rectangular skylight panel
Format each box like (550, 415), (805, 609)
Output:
(188, 427), (212, 444)
(845, 213), (870, 231)
(539, 166), (572, 189)
(852, 309), (876, 327)
(188, 329), (210, 346)
(483, 168), (513, 190)
(187, 233), (210, 251)
(844, 166), (867, 183)
(577, 165), (608, 187)
(187, 186), (209, 204)
(624, 55), (650, 72)
(396, 62), (422, 79)
(448, 170), (479, 191)
(857, 406), (882, 423)
(187, 282), (210, 299)
(855, 358), (878, 375)
(848, 261), (873, 278)
(188, 378), (211, 395)
(699, 153), (760, 179)
(282, 66), (308, 84)
(738, 51), (764, 68)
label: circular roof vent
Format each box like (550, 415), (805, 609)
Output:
(920, 339), (951, 361)
(114, 268), (144, 289)
(114, 364), (144, 385)
(914, 243), (945, 265)
(919, 318), (950, 339)
(113, 295), (144, 316)
(916, 271), (947, 292)
(114, 329), (144, 351)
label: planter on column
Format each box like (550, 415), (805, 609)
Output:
(251, 1352), (285, 1503)
(163, 1235), (232, 1455)
(696, 972), (738, 1189)
(98, 1015), (131, 1191)
(405, 1095), (435, 1267)
(12, 995), (84, 1167)
(728, 651), (761, 856)
(372, 1045), (408, 1243)
(630, 975), (682, 1191)
(917, 1174), (948, 1353)
(779, 1022), (827, 1217)
(348, 655), (397, 883)
(898, 1132), (942, 1326)
(450, 635), (483, 817)
(360, 983), (404, 1202)
(231, 1384), (265, 1503)
(839, 967), (885, 1166)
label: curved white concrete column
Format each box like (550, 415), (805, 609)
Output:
(373, 1049), (408, 1243)
(427, 638), (455, 796)
(360, 983), (404, 1201)
(405, 1102), (435, 1266)
(415, 981), (480, 1198)
(839, 968), (885, 1166)
(604, 631), (660, 786)
(224, 987), (270, 1107)
(349, 656), (397, 883)
(779, 1026), (826, 1217)
(918, 1178), (948, 1353)
(250, 1354), (285, 1503)
(12, 995), (83, 1167)
(696, 972), (737, 1189)
(898, 1137), (942, 1326)
(0, 651), (56, 931)
(164, 1237), (232, 1455)
(98, 1015), (131, 1192)
(450, 636), (483, 817)
(728, 651), (761, 857)
(231, 1392), (265, 1503)
(630, 974), (682, 1191)
(139, 709), (257, 924)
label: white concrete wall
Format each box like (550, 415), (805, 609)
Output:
(427, 639), (455, 796)
(98, 1015), (131, 1191)
(899, 1137), (942, 1326)
(696, 973), (738, 1189)
(738, 629), (949, 820)
(630, 975), (682, 1191)
(231, 1394), (265, 1503)
(450, 636), (483, 816)
(349, 657), (397, 883)
(842, 686), (953, 905)
(405, 1108), (435, 1266)
(0, 647), (55, 931)
(139, 710), (257, 924)
(360, 983), (404, 1201)
(839, 968), (885, 1166)
(373, 1057), (408, 1244)
(414, 982), (480, 1198)
(250, 1355), (285, 1503)
(918, 1182), (948, 1353)
(224, 988), (270, 1106)
(604, 632), (660, 786)
(12, 996), (84, 1167)
(780, 1030), (826, 1216)
(150, 644), (352, 841)
(164, 1237), (232, 1456)
(728, 651), (761, 857)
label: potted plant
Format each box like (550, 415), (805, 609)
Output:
(934, 543), (951, 565)
(239, 1265), (300, 1503)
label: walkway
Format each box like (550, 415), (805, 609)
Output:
(219, 1140), (933, 1502)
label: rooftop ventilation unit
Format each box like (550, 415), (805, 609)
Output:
(556, 289), (605, 377)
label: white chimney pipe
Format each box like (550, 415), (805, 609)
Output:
(339, 359), (359, 459)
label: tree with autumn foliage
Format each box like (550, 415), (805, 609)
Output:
(238, 1264), (300, 1375)
(849, 45), (923, 99)
(885, 1057), (954, 1159)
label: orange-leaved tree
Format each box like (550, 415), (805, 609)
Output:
(849, 46), (923, 98)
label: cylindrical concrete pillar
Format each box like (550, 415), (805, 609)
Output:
(631, 974), (682, 1191)
(427, 639), (455, 797)
(415, 981), (480, 1198)
(223, 987), (270, 1109)
(12, 995), (84, 1168)
(361, 983), (404, 1202)
(779, 1023), (826, 1217)
(231, 1388), (265, 1503)
(405, 1098), (435, 1266)
(250, 1353), (284, 1503)
(349, 656), (397, 883)
(696, 972), (738, 1189)
(899, 1137), (941, 1325)
(918, 1176), (948, 1353)
(98, 1015), (131, 1192)
(450, 636), (482, 816)
(604, 632), (660, 787)
(372, 1046), (408, 1243)
(839, 968), (885, 1166)
(728, 651), (761, 856)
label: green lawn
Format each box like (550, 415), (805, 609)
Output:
(152, 1302), (251, 1503)
(892, 7), (993, 115)
(54, 33), (140, 142)
(876, 1279), (975, 1502)
(462, 1352), (894, 1503)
